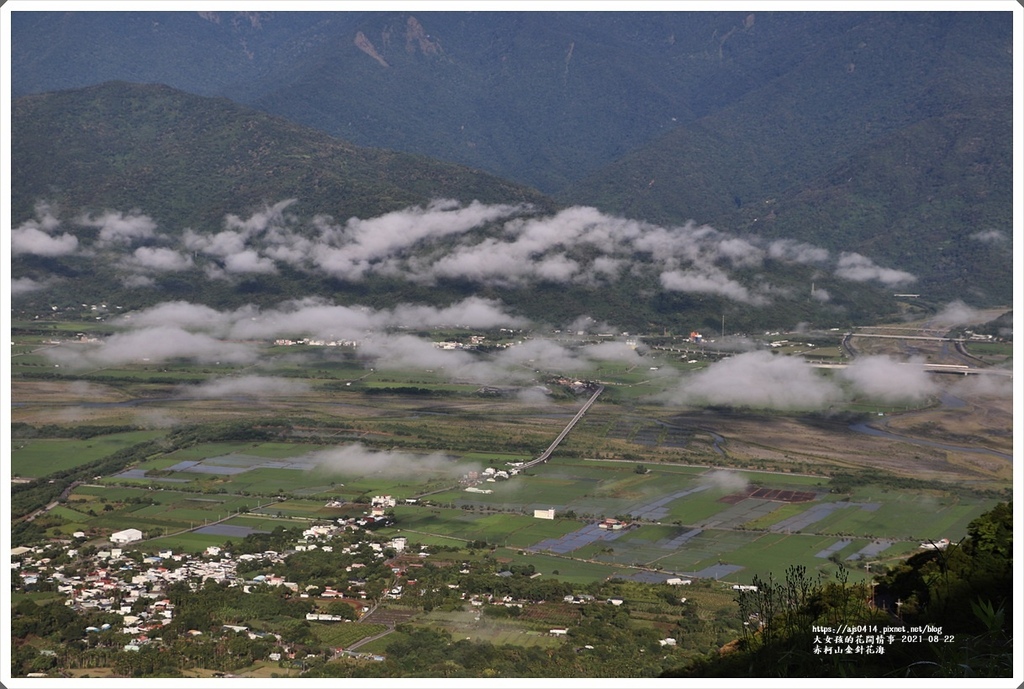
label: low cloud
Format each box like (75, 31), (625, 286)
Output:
(948, 374), (1013, 399)
(660, 268), (766, 304)
(660, 351), (843, 410)
(581, 341), (645, 364)
(96, 297), (660, 386)
(16, 200), (921, 311)
(78, 210), (157, 246)
(660, 351), (951, 411)
(44, 325), (257, 369)
(12, 225), (78, 256)
(222, 249), (278, 274)
(834, 252), (916, 286)
(495, 338), (588, 375)
(11, 202), (76, 257)
(767, 239), (830, 264)
(698, 469), (750, 494)
(930, 300), (985, 326)
(969, 229), (1008, 244)
(12, 277), (47, 295)
(304, 443), (471, 478)
(119, 301), (232, 333)
(183, 375), (312, 398)
(388, 298), (530, 330)
(119, 297), (526, 343)
(131, 246), (194, 272)
(516, 387), (554, 406)
(837, 356), (937, 403)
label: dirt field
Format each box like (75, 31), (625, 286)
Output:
(661, 380), (1012, 485)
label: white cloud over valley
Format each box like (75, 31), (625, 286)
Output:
(14, 199), (919, 304)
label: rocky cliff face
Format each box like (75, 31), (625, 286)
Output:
(354, 31), (390, 68)
(405, 16), (442, 56)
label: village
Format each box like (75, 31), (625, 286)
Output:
(11, 491), (697, 676)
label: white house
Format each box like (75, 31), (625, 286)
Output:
(110, 529), (143, 545)
(371, 495), (396, 508)
(533, 509), (555, 520)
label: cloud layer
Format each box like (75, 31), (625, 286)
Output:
(14, 199), (919, 304)
(659, 350), (944, 410)
(303, 443), (472, 479)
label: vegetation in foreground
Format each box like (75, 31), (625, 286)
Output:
(664, 502), (1013, 678)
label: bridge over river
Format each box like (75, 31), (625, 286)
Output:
(520, 385), (604, 470)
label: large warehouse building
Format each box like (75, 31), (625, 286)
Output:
(109, 528), (143, 545)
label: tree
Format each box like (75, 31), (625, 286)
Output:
(326, 601), (356, 620)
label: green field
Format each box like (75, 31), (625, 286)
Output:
(49, 437), (1000, 591)
(11, 321), (1010, 596)
(143, 531), (233, 553)
(308, 622), (388, 649)
(492, 548), (626, 583)
(413, 609), (563, 648)
(11, 430), (166, 478)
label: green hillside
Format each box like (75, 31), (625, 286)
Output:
(11, 81), (552, 231)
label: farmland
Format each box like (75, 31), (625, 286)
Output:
(9, 317), (1012, 613)
(7, 309), (1014, 684)
(11, 430), (167, 478)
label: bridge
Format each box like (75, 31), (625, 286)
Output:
(848, 332), (965, 343)
(521, 385), (604, 470)
(809, 362), (1010, 377)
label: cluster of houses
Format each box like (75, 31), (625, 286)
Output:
(597, 518), (629, 531)
(461, 465), (523, 493)
(272, 338), (358, 347)
(11, 510), (424, 660)
(12, 541), (290, 653)
(13, 491), (697, 669)
(549, 377), (597, 395)
(432, 335), (487, 350)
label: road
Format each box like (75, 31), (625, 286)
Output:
(22, 480), (83, 522)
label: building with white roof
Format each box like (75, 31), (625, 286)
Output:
(110, 529), (143, 545)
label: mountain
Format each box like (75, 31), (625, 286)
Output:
(559, 12), (1014, 306)
(15, 11), (1009, 198)
(10, 81), (552, 230)
(11, 82), (903, 333)
(10, 11), (1013, 309)
(10, 11), (759, 191)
